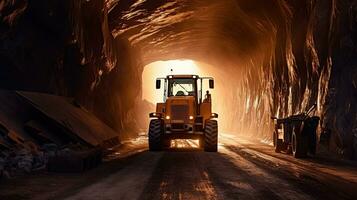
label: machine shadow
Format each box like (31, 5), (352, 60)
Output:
(139, 148), (343, 199)
(138, 150), (281, 199)
(163, 147), (203, 152)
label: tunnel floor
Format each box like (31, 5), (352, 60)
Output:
(1, 134), (357, 200)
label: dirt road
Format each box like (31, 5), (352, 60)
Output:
(1, 134), (357, 200)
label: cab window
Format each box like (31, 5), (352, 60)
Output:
(168, 78), (196, 96)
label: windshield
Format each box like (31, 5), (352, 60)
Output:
(168, 78), (197, 96)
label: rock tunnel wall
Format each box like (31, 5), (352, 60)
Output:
(0, 0), (143, 139)
(1, 0), (356, 159)
(232, 0), (357, 159)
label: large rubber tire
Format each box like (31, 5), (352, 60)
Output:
(204, 120), (218, 152)
(292, 124), (308, 158)
(148, 119), (163, 151)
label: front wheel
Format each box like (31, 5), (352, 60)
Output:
(148, 119), (163, 151)
(204, 120), (218, 152)
(292, 124), (308, 158)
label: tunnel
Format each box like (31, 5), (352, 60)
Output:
(0, 0), (356, 160)
(2, 0), (357, 199)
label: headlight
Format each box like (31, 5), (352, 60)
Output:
(211, 113), (219, 118)
(189, 116), (194, 120)
(166, 116), (170, 120)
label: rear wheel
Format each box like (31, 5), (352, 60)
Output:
(292, 124), (308, 158)
(204, 120), (218, 152)
(148, 119), (163, 151)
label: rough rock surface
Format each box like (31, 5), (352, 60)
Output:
(0, 0), (141, 136)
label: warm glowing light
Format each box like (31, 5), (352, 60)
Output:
(166, 116), (170, 120)
(171, 139), (200, 148)
(189, 116), (194, 120)
(142, 60), (200, 104)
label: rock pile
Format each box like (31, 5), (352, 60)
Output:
(0, 144), (49, 178)
(0, 141), (102, 178)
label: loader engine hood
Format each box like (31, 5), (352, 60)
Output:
(165, 96), (196, 123)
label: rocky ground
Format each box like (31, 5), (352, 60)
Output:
(1, 134), (356, 200)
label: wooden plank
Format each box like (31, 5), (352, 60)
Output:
(17, 91), (119, 147)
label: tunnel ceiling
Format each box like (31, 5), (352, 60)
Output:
(107, 0), (276, 65)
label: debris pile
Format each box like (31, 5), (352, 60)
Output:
(0, 146), (44, 178)
(0, 127), (44, 178)
(0, 90), (119, 178)
(47, 145), (102, 173)
(1, 130), (103, 178)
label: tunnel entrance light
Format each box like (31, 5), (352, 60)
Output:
(142, 60), (200, 104)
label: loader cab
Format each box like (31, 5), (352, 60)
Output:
(155, 75), (214, 106)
